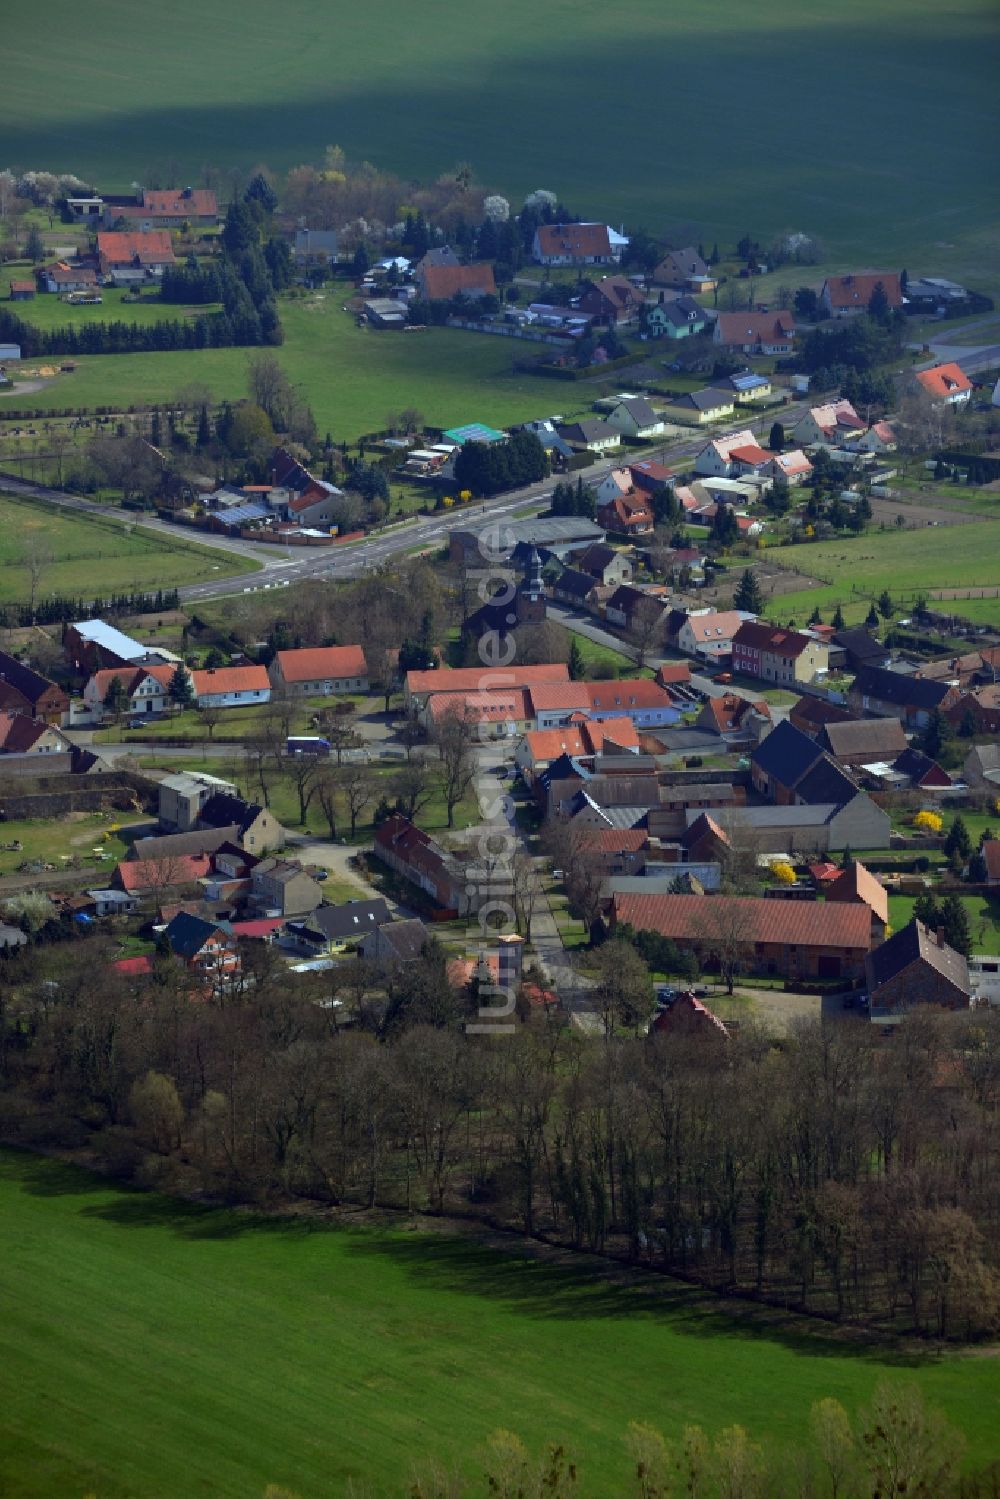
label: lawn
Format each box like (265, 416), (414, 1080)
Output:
(0, 492), (256, 604)
(0, 811), (147, 879)
(137, 752), (481, 843)
(564, 629), (636, 677)
(4, 271), (220, 330)
(1, 1149), (997, 1499)
(888, 892), (1000, 953)
(1, 295), (591, 444)
(764, 521), (1000, 629)
(2, 0), (998, 280)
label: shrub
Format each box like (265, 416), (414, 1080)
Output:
(771, 861), (797, 885)
(913, 809), (943, 833)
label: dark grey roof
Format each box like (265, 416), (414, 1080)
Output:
(658, 296), (706, 328)
(555, 567), (598, 600)
(199, 792), (264, 832)
(794, 755), (858, 806)
(452, 517), (605, 549)
(370, 918), (429, 962)
(572, 543), (620, 577)
(566, 792), (649, 828)
(541, 752), (592, 786)
(893, 747), (948, 782)
(165, 910), (229, 958)
(750, 720), (822, 788)
(615, 397), (659, 425)
(831, 629), (889, 664)
(866, 920), (970, 998)
(295, 898), (390, 942)
(672, 387), (735, 412)
(558, 419), (619, 444)
(853, 666), (953, 710)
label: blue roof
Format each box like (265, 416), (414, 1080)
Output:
(730, 373), (769, 391)
(443, 422), (506, 445)
(214, 499), (271, 526)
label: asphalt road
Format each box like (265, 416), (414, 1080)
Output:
(1, 398), (811, 606)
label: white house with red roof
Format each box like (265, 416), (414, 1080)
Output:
(532, 223), (620, 266)
(849, 421), (897, 454)
(96, 231), (176, 283)
(915, 361), (972, 405)
(190, 665), (271, 709)
(792, 399), (866, 447)
(83, 663), (176, 721)
(693, 429), (757, 478)
(677, 609), (747, 662)
(769, 449), (813, 484)
(269, 645), (368, 696)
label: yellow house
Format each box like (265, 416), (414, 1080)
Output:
(661, 387), (736, 426)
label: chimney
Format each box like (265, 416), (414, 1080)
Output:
(936, 926), (946, 947)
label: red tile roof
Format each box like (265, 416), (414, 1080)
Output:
(275, 645), (366, 683)
(112, 955), (154, 976)
(0, 710), (57, 752)
(714, 312), (794, 346)
(116, 854), (211, 892)
(580, 827), (648, 853)
(825, 861), (888, 924)
(138, 188), (218, 217)
(586, 679), (674, 711)
(427, 689), (530, 724)
(915, 362), (972, 400)
(230, 918), (286, 940)
(88, 664), (174, 698)
(522, 718), (641, 763)
(613, 891), (873, 950)
(407, 664), (568, 698)
(191, 665), (270, 697)
(535, 223), (612, 259)
(420, 263), (496, 300)
(733, 621), (814, 659)
(728, 444), (772, 467)
(982, 840), (1000, 882)
(823, 272), (902, 310)
(97, 231), (175, 266)
(655, 663), (692, 688)
(629, 460), (674, 491)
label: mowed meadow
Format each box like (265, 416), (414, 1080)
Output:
(3, 0), (999, 280)
(4, 295), (589, 442)
(1, 1149), (998, 1499)
(0, 493), (255, 602)
(763, 522), (1000, 629)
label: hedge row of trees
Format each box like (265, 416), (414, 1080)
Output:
(0, 587), (180, 630)
(2, 934), (998, 1342)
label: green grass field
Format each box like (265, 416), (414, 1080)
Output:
(2, 1), (998, 281)
(888, 893), (1000, 952)
(1, 295), (588, 442)
(765, 522), (1000, 628)
(0, 492), (255, 603)
(4, 270), (219, 329)
(1, 1148), (997, 1499)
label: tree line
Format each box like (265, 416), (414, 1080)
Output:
(0, 587), (180, 630)
(2, 934), (998, 1344)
